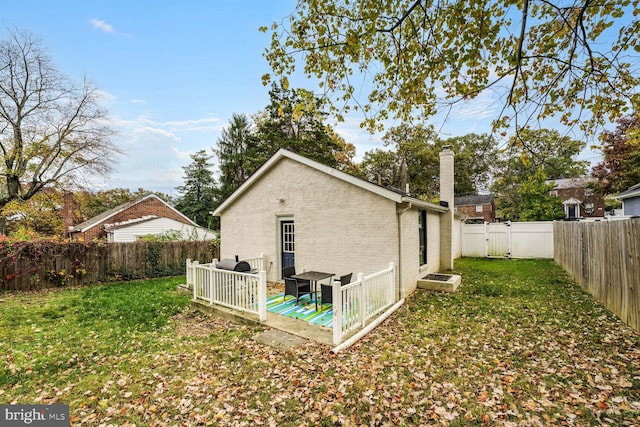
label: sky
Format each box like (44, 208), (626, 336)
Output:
(0, 1), (607, 196)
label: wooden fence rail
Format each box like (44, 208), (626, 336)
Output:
(554, 219), (640, 331)
(0, 241), (217, 291)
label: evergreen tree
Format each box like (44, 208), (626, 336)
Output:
(174, 150), (218, 229)
(216, 113), (254, 202)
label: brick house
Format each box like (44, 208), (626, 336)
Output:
(212, 148), (462, 297)
(67, 194), (214, 241)
(547, 177), (605, 219)
(454, 194), (495, 223)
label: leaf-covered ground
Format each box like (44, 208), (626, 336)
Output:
(1, 259), (640, 426)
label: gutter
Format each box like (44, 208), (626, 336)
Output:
(396, 202), (412, 302)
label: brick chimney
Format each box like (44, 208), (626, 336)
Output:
(62, 191), (76, 239)
(439, 147), (454, 270)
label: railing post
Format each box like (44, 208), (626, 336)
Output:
(259, 253), (265, 272)
(357, 272), (365, 328)
(258, 270), (267, 321)
(389, 262), (396, 303)
(193, 260), (200, 299)
(186, 259), (194, 298)
(332, 279), (342, 345)
(209, 263), (215, 305)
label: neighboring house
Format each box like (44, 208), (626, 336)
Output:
(547, 177), (605, 220)
(212, 148), (462, 298)
(616, 183), (640, 216)
(454, 194), (495, 223)
(67, 194), (215, 242)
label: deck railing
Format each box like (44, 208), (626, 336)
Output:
(186, 256), (267, 321)
(332, 262), (396, 345)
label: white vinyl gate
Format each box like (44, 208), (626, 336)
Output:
(462, 221), (554, 259)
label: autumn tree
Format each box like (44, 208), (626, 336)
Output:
(263, 1), (639, 135)
(174, 150), (218, 229)
(0, 30), (118, 215)
(591, 114), (640, 195)
(2, 190), (64, 237)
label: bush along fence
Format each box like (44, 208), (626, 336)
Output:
(0, 240), (218, 291)
(554, 218), (640, 331)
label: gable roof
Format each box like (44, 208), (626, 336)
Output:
(72, 194), (196, 233)
(454, 194), (493, 206)
(616, 182), (640, 199)
(212, 149), (448, 216)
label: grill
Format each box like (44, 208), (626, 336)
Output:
(216, 258), (253, 273)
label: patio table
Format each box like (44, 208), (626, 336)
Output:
(291, 271), (334, 311)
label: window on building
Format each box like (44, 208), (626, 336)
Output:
(419, 210), (427, 265)
(549, 190), (558, 197)
(475, 204), (483, 213)
(585, 203), (594, 214)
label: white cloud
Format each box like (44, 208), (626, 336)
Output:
(104, 113), (223, 194)
(90, 19), (115, 33)
(133, 126), (181, 142)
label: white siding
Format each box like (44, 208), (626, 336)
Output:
(110, 217), (217, 242)
(461, 221), (553, 259)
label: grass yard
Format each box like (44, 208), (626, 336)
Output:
(1, 259), (640, 426)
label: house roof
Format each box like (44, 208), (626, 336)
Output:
(616, 182), (640, 199)
(212, 149), (449, 216)
(103, 215), (159, 230)
(547, 177), (595, 189)
(454, 194), (493, 206)
(72, 194), (196, 233)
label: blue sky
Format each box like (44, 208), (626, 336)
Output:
(1, 1), (606, 196)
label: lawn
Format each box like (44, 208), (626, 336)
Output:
(1, 259), (640, 426)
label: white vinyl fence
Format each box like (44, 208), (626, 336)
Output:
(332, 262), (396, 345)
(462, 221), (554, 259)
(187, 256), (267, 321)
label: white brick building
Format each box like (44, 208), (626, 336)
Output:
(212, 149), (460, 297)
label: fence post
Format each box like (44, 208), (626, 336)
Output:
(258, 270), (267, 321)
(209, 263), (215, 305)
(388, 262), (396, 303)
(192, 260), (200, 300)
(332, 279), (342, 345)
(259, 253), (265, 272)
(186, 259), (193, 298)
(357, 272), (366, 328)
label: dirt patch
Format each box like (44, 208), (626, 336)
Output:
(267, 282), (284, 297)
(171, 309), (233, 337)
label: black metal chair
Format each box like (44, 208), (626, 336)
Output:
(284, 277), (314, 305)
(320, 273), (352, 308)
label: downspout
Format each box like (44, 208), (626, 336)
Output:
(396, 201), (412, 301)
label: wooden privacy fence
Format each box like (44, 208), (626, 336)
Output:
(554, 219), (640, 331)
(0, 240), (217, 291)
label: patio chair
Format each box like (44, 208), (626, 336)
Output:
(282, 266), (310, 286)
(320, 273), (352, 308)
(284, 277), (314, 305)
